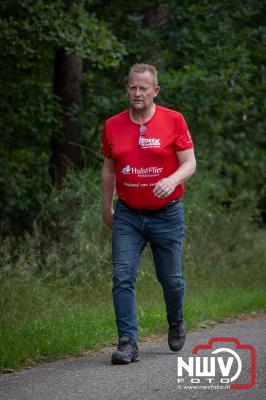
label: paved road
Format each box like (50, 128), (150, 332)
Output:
(1, 316), (265, 400)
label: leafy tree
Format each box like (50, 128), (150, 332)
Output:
(0, 0), (125, 230)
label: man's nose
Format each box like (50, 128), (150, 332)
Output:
(135, 88), (141, 96)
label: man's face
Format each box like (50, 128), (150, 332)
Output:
(126, 71), (160, 110)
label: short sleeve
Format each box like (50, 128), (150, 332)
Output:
(101, 121), (112, 158)
(175, 113), (194, 151)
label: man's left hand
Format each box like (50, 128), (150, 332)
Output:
(153, 177), (176, 198)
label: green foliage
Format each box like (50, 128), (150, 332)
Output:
(0, 0), (125, 65)
(0, 166), (264, 287)
(158, 0), (266, 201)
(0, 0), (125, 230)
(0, 0), (265, 228)
(183, 165), (262, 282)
(0, 80), (59, 226)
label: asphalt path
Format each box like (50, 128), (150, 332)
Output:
(1, 315), (265, 400)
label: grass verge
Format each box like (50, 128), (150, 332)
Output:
(0, 276), (265, 372)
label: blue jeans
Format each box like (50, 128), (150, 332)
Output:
(112, 199), (185, 342)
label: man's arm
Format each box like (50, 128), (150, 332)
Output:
(153, 148), (196, 199)
(102, 158), (116, 228)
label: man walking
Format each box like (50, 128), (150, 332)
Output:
(101, 63), (196, 364)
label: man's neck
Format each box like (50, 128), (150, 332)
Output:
(129, 103), (156, 124)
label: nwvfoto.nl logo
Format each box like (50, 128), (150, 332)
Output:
(177, 337), (256, 390)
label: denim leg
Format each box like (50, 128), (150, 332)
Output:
(112, 202), (147, 341)
(148, 202), (185, 321)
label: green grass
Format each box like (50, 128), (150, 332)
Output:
(1, 230), (266, 371)
(0, 274), (265, 371)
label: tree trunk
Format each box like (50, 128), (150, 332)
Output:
(142, 4), (168, 69)
(49, 48), (83, 184)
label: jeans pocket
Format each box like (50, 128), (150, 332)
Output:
(162, 201), (184, 220)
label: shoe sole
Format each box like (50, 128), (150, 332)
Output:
(111, 355), (140, 365)
(168, 336), (186, 352)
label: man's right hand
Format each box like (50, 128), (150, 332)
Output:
(103, 208), (114, 229)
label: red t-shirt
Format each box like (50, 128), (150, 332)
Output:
(101, 104), (194, 210)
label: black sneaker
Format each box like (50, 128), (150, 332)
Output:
(168, 319), (186, 352)
(111, 336), (139, 365)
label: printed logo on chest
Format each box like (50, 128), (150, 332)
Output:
(139, 137), (161, 148)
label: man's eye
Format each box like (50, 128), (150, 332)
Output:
(128, 86), (148, 92)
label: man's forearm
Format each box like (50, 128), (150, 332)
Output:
(169, 160), (196, 187)
(102, 171), (116, 211)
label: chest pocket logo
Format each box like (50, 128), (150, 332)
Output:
(139, 137), (161, 148)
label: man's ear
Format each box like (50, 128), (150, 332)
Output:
(154, 86), (160, 97)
